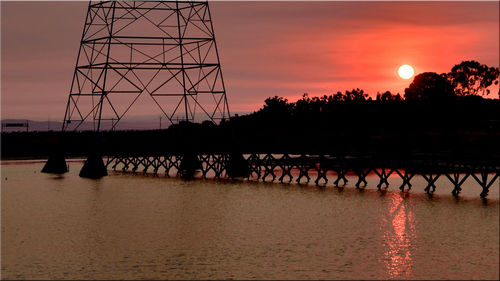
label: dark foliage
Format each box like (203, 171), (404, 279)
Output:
(376, 91), (402, 102)
(448, 60), (500, 97)
(2, 61), (499, 162)
(404, 72), (455, 102)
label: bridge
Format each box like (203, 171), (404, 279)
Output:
(40, 1), (499, 198)
(99, 152), (499, 198)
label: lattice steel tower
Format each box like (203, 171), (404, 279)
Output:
(63, 0), (230, 131)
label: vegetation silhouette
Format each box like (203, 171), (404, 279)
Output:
(404, 72), (455, 102)
(448, 60), (500, 97)
(376, 91), (402, 102)
(2, 60), (499, 166)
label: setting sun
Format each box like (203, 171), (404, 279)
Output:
(398, 65), (414, 79)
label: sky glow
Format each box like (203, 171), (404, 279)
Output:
(1, 1), (498, 120)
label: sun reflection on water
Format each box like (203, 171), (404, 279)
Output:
(382, 193), (416, 279)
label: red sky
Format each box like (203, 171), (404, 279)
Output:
(2, 1), (499, 121)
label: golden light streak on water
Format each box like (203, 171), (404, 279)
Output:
(382, 193), (416, 279)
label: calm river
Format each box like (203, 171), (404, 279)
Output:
(1, 160), (499, 279)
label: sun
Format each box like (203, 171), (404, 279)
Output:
(398, 64), (414, 79)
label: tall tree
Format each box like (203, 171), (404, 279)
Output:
(448, 60), (499, 97)
(404, 72), (455, 102)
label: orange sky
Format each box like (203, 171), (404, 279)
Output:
(1, 1), (499, 120)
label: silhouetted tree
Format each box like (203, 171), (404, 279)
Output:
(404, 72), (455, 102)
(345, 88), (369, 102)
(262, 96), (293, 115)
(332, 91), (345, 102)
(448, 60), (499, 97)
(376, 91), (403, 102)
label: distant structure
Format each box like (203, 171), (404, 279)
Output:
(1, 121), (29, 132)
(62, 0), (230, 131)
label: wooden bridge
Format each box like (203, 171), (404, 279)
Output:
(104, 153), (499, 198)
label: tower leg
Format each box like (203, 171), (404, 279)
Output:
(79, 152), (108, 179)
(227, 153), (250, 178)
(41, 139), (68, 174)
(178, 152), (202, 179)
(41, 153), (68, 174)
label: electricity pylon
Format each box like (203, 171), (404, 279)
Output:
(62, 0), (230, 131)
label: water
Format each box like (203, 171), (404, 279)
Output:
(2, 160), (499, 280)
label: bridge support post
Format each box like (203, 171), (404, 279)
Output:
(333, 168), (348, 187)
(314, 160), (329, 186)
(395, 169), (414, 191)
(422, 173), (441, 193)
(262, 154), (277, 182)
(354, 168), (370, 188)
(445, 173), (469, 196)
(472, 172), (498, 198)
(278, 154), (293, 183)
(374, 168), (393, 189)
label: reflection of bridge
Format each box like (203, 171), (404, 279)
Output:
(105, 153), (499, 198)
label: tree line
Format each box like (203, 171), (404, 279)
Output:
(257, 60), (499, 112)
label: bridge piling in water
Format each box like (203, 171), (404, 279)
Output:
(395, 170), (414, 191)
(445, 173), (469, 196)
(472, 172), (499, 198)
(104, 153), (499, 197)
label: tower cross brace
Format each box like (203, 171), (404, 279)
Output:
(63, 0), (230, 131)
